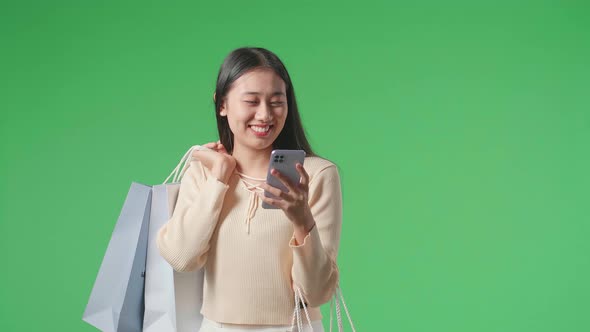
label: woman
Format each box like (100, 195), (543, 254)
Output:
(157, 47), (343, 332)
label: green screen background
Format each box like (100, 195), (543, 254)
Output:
(1, 1), (588, 331)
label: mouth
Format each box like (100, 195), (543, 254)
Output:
(248, 124), (274, 137)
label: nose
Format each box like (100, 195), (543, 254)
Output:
(255, 102), (272, 122)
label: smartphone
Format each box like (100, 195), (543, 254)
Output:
(262, 149), (306, 209)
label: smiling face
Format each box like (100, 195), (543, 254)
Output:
(219, 68), (288, 153)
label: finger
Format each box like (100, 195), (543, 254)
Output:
(295, 163), (310, 189)
(217, 143), (229, 155)
(258, 182), (292, 201)
(257, 191), (287, 209)
(192, 145), (213, 157)
(270, 169), (299, 194)
(203, 142), (217, 149)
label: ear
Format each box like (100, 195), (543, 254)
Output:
(214, 92), (228, 116)
(219, 100), (227, 117)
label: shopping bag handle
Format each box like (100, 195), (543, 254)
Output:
(329, 283), (356, 332)
(291, 286), (314, 332)
(290, 283), (356, 332)
(163, 145), (214, 184)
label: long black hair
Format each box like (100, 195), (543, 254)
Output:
(214, 47), (315, 156)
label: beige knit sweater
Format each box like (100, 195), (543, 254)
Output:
(156, 155), (342, 325)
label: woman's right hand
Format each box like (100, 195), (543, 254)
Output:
(192, 141), (236, 184)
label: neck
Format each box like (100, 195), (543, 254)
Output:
(231, 143), (273, 179)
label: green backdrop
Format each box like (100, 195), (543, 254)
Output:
(1, 1), (588, 331)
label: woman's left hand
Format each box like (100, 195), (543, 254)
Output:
(257, 163), (315, 230)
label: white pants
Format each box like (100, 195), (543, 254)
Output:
(198, 317), (325, 332)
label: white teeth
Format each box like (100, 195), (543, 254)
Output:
(250, 125), (270, 133)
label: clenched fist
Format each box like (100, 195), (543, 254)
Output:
(192, 141), (236, 184)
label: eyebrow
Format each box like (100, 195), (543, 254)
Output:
(242, 91), (286, 96)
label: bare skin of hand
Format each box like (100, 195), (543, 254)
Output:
(257, 163), (316, 244)
(192, 141), (236, 184)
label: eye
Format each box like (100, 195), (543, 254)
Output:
(244, 100), (258, 105)
(271, 101), (285, 106)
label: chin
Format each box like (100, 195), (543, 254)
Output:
(249, 139), (277, 151)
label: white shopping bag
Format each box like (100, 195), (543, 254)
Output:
(82, 182), (152, 332)
(143, 146), (209, 332)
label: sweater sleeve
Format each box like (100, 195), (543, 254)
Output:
(289, 164), (342, 307)
(156, 159), (230, 272)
